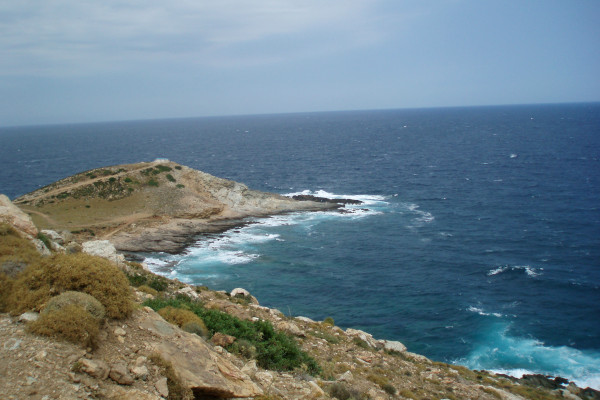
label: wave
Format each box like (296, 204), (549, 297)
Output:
(487, 265), (543, 278)
(458, 322), (600, 390)
(467, 305), (504, 318)
(284, 189), (388, 206)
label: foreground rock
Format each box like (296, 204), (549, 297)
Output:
(0, 194), (38, 239)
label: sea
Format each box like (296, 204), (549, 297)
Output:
(1, 103), (599, 388)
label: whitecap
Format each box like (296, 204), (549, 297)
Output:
(467, 306), (503, 318)
(487, 265), (543, 277)
(510, 153), (518, 158)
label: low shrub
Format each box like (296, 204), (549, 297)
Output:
(323, 317), (335, 326)
(147, 179), (159, 187)
(137, 285), (159, 297)
(327, 382), (366, 400)
(158, 306), (205, 328)
(229, 338), (257, 359)
(43, 291), (106, 320)
(144, 297), (321, 375)
(0, 223), (41, 270)
(8, 253), (133, 319)
(182, 321), (210, 338)
(28, 303), (100, 348)
(166, 174), (176, 182)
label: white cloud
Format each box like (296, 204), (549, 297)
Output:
(0, 0), (390, 75)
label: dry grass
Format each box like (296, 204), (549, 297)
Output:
(158, 306), (206, 329)
(7, 253), (133, 319)
(28, 303), (101, 348)
(0, 223), (41, 269)
(43, 291), (106, 320)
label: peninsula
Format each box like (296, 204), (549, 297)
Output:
(13, 160), (340, 253)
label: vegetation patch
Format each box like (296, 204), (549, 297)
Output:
(147, 179), (159, 187)
(28, 303), (101, 348)
(43, 291), (106, 320)
(144, 296), (321, 375)
(7, 253), (133, 319)
(166, 174), (176, 182)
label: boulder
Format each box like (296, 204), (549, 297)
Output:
(79, 358), (110, 380)
(41, 229), (65, 245)
(155, 377), (169, 398)
(82, 240), (125, 265)
(0, 194), (38, 238)
(346, 328), (379, 348)
(230, 287), (259, 305)
(32, 238), (52, 256)
(211, 332), (236, 347)
(275, 320), (305, 337)
(176, 286), (200, 301)
(109, 362), (134, 385)
(380, 339), (407, 353)
(139, 308), (262, 398)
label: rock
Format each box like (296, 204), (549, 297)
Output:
(204, 299), (252, 321)
(346, 328), (379, 348)
(3, 338), (22, 351)
(175, 286), (200, 301)
(308, 380), (326, 397)
(32, 238), (52, 256)
(338, 370), (353, 382)
(230, 287), (251, 297)
(155, 377), (169, 398)
(211, 332), (236, 347)
(562, 390), (583, 400)
(275, 320), (305, 337)
(130, 365), (149, 380)
(82, 240), (125, 265)
(139, 309), (262, 398)
(114, 327), (126, 336)
(0, 194), (38, 238)
(109, 362), (134, 385)
(79, 358), (110, 380)
(241, 360), (258, 377)
(104, 386), (162, 400)
(254, 371), (274, 387)
(296, 316), (316, 323)
(380, 339), (407, 353)
(18, 312), (39, 323)
(65, 242), (82, 254)
(41, 229), (65, 245)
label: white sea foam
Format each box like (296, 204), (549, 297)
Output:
(467, 306), (503, 318)
(402, 202), (435, 227)
(460, 322), (600, 390)
(487, 265), (543, 277)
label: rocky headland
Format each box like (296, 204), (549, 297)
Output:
(1, 163), (598, 400)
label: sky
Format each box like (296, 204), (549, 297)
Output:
(1, 0), (599, 127)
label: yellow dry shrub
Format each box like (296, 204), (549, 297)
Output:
(43, 291), (106, 320)
(0, 223), (41, 270)
(158, 306), (205, 328)
(9, 253), (133, 319)
(28, 303), (100, 348)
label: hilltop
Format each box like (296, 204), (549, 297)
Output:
(13, 160), (338, 253)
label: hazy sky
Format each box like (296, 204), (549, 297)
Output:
(1, 1), (599, 126)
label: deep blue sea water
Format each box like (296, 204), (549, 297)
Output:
(1, 103), (599, 388)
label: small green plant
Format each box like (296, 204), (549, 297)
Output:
(166, 174), (176, 182)
(108, 177), (117, 183)
(36, 232), (52, 250)
(156, 165), (173, 172)
(353, 337), (370, 349)
(124, 177), (132, 183)
(174, 166), (182, 170)
(137, 284), (159, 297)
(323, 317), (335, 326)
(229, 338), (258, 359)
(176, 184), (185, 189)
(147, 179), (159, 187)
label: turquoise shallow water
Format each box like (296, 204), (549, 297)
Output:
(2, 103), (599, 387)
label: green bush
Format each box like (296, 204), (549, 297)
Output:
(144, 297), (321, 375)
(323, 317), (335, 326)
(166, 174), (176, 182)
(43, 291), (106, 320)
(156, 165), (172, 172)
(147, 179), (159, 187)
(8, 253), (133, 319)
(182, 321), (210, 338)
